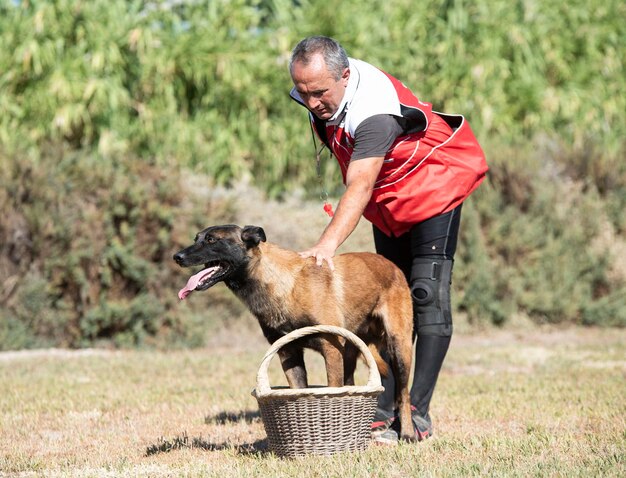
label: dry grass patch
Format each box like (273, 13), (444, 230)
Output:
(0, 326), (624, 477)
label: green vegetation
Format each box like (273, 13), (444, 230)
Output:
(1, 0), (625, 348)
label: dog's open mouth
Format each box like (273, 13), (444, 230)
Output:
(178, 262), (230, 300)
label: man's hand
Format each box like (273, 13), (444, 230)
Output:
(299, 242), (336, 271)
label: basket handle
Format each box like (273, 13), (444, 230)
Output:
(255, 324), (382, 395)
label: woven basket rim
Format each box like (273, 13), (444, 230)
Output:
(252, 383), (384, 400)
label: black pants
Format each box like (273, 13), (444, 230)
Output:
(373, 204), (462, 419)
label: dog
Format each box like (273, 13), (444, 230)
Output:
(173, 224), (415, 441)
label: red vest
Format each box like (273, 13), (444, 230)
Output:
(295, 60), (488, 237)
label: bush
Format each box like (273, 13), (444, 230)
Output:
(0, 148), (181, 348)
(460, 145), (625, 327)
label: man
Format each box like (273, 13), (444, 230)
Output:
(289, 36), (487, 444)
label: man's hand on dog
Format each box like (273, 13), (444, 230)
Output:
(299, 243), (336, 271)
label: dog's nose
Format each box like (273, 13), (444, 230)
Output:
(173, 252), (184, 264)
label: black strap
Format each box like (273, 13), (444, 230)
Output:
(412, 261), (441, 281)
(311, 114), (330, 148)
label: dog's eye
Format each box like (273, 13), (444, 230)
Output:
(206, 236), (216, 244)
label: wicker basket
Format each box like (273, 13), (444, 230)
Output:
(251, 325), (384, 458)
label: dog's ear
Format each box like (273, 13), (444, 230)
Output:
(241, 225), (266, 248)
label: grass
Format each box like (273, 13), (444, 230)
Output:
(0, 325), (624, 477)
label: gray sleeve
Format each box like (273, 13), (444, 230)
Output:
(351, 114), (404, 160)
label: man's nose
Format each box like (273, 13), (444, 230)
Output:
(306, 97), (321, 110)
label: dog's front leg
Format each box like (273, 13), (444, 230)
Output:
(277, 346), (308, 388)
(320, 335), (345, 387)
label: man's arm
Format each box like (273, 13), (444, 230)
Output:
(298, 155), (384, 270)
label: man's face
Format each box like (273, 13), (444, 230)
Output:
(291, 54), (350, 120)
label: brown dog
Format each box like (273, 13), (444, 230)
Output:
(173, 224), (415, 441)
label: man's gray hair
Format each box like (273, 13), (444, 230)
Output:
(289, 36), (349, 80)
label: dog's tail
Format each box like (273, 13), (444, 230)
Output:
(368, 344), (390, 377)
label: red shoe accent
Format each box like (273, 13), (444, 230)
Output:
(370, 420), (388, 430)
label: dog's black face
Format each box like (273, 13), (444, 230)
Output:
(173, 224), (266, 299)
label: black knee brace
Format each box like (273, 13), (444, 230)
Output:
(410, 258), (454, 337)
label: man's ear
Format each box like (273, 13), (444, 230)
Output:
(241, 225), (266, 249)
(341, 66), (350, 86)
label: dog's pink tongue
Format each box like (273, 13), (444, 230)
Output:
(178, 267), (217, 300)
